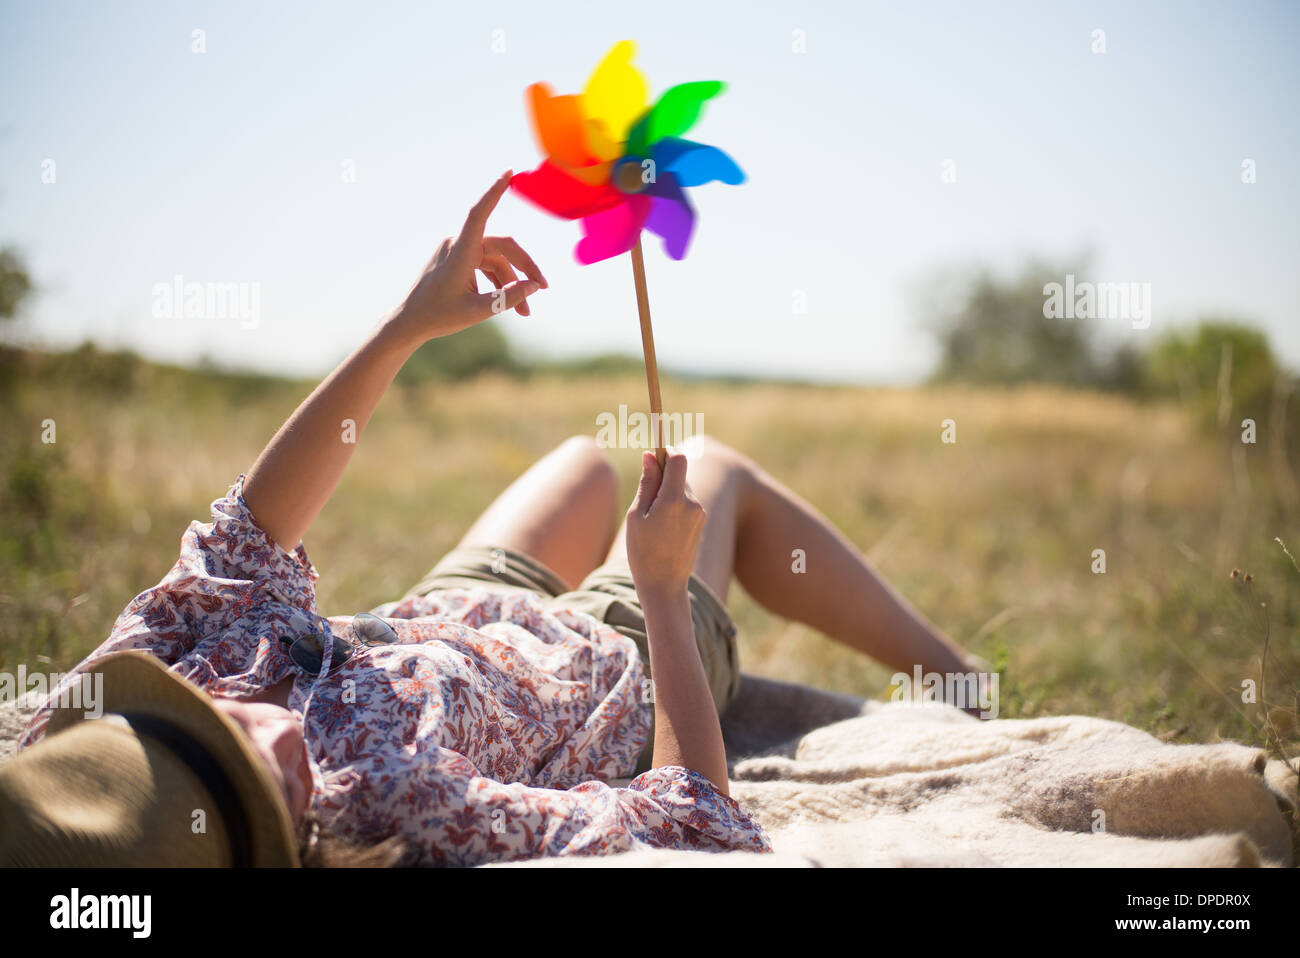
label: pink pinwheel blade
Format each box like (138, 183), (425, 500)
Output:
(575, 195), (651, 264)
(643, 174), (696, 260)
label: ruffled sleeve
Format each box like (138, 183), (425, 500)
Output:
(18, 475), (320, 749)
(324, 743), (772, 865)
(184, 473), (319, 612)
(621, 765), (773, 852)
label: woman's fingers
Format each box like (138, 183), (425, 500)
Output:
(658, 451), (690, 499)
(484, 236), (548, 288)
(479, 255), (530, 316)
(457, 171), (513, 246)
(631, 451), (664, 516)
(476, 279), (540, 317)
(440, 174), (549, 324)
(631, 451), (690, 518)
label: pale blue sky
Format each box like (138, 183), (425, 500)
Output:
(1, 0), (1297, 382)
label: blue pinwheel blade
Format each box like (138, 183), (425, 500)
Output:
(650, 138), (745, 188)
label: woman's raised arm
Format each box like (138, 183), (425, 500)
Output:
(242, 171), (547, 550)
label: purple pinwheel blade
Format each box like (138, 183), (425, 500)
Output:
(642, 169), (680, 199)
(651, 137), (745, 188)
(643, 175), (696, 260)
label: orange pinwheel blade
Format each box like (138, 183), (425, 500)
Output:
(561, 158), (614, 187)
(528, 83), (598, 169)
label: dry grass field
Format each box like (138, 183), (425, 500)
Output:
(2, 346), (1297, 764)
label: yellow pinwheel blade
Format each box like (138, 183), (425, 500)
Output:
(581, 40), (648, 161)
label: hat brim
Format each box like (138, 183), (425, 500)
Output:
(48, 651), (300, 866)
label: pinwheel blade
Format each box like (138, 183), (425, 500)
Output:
(643, 174), (696, 260)
(511, 162), (623, 220)
(651, 137), (745, 187)
(527, 83), (598, 169)
(562, 158), (614, 187)
(575, 195), (651, 264)
(645, 81), (724, 148)
(583, 116), (624, 165)
(581, 41), (647, 158)
(624, 111), (653, 160)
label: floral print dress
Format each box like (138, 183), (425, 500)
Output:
(19, 476), (772, 865)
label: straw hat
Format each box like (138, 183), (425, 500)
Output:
(0, 651), (300, 867)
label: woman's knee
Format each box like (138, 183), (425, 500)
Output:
(553, 435), (618, 502)
(680, 435), (757, 483)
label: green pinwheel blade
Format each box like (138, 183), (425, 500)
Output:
(628, 81), (725, 155)
(626, 111), (652, 160)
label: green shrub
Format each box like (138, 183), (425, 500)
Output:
(925, 258), (1138, 391)
(0, 248), (32, 320)
(396, 320), (517, 384)
(1143, 320), (1282, 428)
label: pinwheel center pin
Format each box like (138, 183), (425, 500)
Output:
(509, 40), (745, 465)
(613, 158), (648, 195)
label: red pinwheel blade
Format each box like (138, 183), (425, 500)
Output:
(575, 196), (651, 264)
(510, 162), (624, 220)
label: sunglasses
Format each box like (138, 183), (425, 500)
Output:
(284, 612), (397, 677)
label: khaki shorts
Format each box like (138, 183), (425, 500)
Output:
(405, 545), (741, 776)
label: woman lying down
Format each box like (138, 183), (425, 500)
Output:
(2, 173), (977, 867)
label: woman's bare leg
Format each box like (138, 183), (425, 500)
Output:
(456, 435), (619, 590)
(606, 435), (973, 678)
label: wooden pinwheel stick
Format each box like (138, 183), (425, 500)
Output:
(629, 236), (668, 468)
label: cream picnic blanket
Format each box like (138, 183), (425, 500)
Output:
(3, 675), (1294, 867)
(499, 675), (1298, 868)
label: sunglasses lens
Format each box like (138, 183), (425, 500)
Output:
(330, 635), (356, 669)
(352, 612), (397, 646)
(289, 634), (324, 676)
(288, 617), (392, 677)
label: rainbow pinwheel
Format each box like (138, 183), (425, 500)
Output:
(510, 41), (743, 464)
(511, 40), (744, 264)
